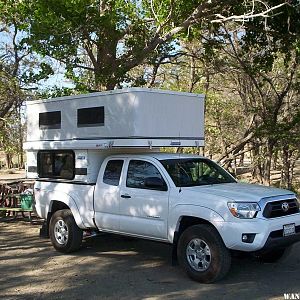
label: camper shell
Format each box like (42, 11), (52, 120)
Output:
(25, 88), (205, 182)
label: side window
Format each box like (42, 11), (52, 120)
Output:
(103, 160), (124, 186)
(37, 151), (75, 180)
(126, 160), (166, 190)
(77, 106), (104, 127)
(39, 111), (61, 129)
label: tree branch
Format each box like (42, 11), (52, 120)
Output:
(211, 2), (287, 23)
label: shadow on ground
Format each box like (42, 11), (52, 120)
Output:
(0, 217), (299, 300)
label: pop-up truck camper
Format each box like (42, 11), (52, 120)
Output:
(25, 88), (300, 283)
(25, 88), (204, 182)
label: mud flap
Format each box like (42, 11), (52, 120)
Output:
(39, 221), (49, 238)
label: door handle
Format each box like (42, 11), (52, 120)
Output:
(121, 194), (131, 199)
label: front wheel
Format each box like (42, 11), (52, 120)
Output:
(177, 224), (231, 283)
(49, 209), (83, 253)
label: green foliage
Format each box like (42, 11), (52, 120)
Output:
(20, 0), (162, 90)
(35, 87), (81, 99)
(1, 0), (300, 184)
(21, 63), (54, 83)
(3, 0), (298, 92)
(241, 1), (300, 71)
(0, 111), (24, 158)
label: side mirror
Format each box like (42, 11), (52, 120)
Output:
(144, 177), (168, 191)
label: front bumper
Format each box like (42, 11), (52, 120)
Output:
(256, 225), (300, 254)
(216, 213), (300, 252)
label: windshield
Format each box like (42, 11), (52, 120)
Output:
(160, 158), (236, 187)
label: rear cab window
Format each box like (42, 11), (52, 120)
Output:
(103, 160), (124, 186)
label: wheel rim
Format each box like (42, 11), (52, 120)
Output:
(54, 219), (69, 245)
(186, 238), (211, 271)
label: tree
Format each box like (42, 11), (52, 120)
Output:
(0, 1), (56, 167)
(0, 107), (26, 168)
(151, 1), (300, 187)
(16, 0), (292, 91)
(0, 0), (55, 117)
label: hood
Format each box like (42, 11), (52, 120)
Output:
(183, 182), (295, 202)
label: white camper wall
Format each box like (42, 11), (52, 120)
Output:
(74, 150), (88, 182)
(26, 90), (136, 142)
(25, 88), (205, 149)
(26, 151), (38, 179)
(132, 91), (203, 138)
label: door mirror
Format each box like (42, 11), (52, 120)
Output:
(144, 177), (167, 191)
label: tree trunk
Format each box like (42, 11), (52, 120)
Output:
(238, 152), (244, 167)
(251, 141), (263, 184)
(18, 107), (24, 168)
(281, 146), (290, 188)
(262, 140), (275, 186)
(5, 153), (13, 169)
(189, 56), (196, 93)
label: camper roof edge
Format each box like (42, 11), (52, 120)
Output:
(26, 87), (202, 105)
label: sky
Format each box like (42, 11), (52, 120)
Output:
(0, 28), (75, 92)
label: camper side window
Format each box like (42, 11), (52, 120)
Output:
(39, 111), (61, 129)
(37, 151), (75, 180)
(77, 106), (104, 127)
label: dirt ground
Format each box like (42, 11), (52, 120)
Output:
(0, 169), (26, 181)
(0, 218), (300, 300)
(1, 170), (300, 299)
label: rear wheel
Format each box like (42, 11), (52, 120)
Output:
(49, 209), (83, 253)
(177, 224), (231, 283)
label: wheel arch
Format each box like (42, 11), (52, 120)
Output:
(49, 200), (70, 213)
(168, 205), (225, 244)
(173, 216), (220, 245)
(46, 197), (86, 230)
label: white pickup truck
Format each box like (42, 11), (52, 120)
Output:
(34, 152), (300, 283)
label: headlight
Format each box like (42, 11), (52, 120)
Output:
(227, 202), (261, 219)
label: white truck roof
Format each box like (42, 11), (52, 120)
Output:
(24, 88), (205, 150)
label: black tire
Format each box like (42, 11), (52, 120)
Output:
(49, 209), (83, 253)
(255, 247), (291, 263)
(177, 224), (231, 283)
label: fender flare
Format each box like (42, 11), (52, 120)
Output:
(46, 190), (87, 229)
(168, 204), (225, 243)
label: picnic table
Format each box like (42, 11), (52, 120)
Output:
(0, 181), (35, 220)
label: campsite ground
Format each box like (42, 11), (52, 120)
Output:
(0, 169), (300, 299)
(0, 169), (26, 182)
(0, 219), (300, 300)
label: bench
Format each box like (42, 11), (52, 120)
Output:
(0, 182), (34, 221)
(0, 207), (33, 221)
(0, 206), (33, 221)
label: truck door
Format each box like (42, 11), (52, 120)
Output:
(119, 159), (169, 240)
(94, 159), (124, 231)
